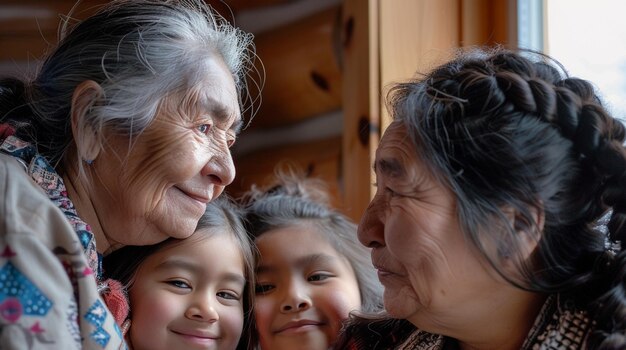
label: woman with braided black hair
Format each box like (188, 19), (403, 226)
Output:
(334, 48), (626, 350)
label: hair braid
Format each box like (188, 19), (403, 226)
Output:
(551, 76), (626, 350)
(404, 49), (626, 349)
(496, 54), (626, 349)
(491, 59), (626, 229)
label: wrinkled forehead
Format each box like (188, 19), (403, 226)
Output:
(376, 121), (416, 166)
(174, 56), (242, 126)
(203, 56), (241, 111)
(379, 121), (412, 146)
(159, 69), (243, 132)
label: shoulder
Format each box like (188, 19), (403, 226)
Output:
(0, 153), (127, 349)
(0, 153), (46, 232)
(0, 152), (75, 241)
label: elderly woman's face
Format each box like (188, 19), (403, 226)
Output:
(358, 121), (500, 332)
(92, 57), (241, 246)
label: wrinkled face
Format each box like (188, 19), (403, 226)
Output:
(254, 225), (362, 350)
(92, 56), (241, 246)
(358, 120), (498, 332)
(129, 230), (246, 350)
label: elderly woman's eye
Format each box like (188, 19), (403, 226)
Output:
(226, 130), (237, 148)
(197, 124), (211, 134)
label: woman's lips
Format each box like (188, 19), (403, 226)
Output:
(177, 187), (210, 203)
(174, 186), (211, 205)
(375, 265), (393, 276)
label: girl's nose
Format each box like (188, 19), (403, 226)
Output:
(185, 295), (219, 322)
(280, 282), (312, 313)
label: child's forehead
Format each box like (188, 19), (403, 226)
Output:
(254, 234), (359, 283)
(255, 227), (347, 263)
(149, 230), (240, 261)
(142, 233), (246, 276)
(260, 220), (329, 239)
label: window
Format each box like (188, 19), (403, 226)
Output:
(523, 0), (626, 118)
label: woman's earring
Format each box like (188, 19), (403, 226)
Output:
(84, 158), (94, 165)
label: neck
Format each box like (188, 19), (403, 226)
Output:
(454, 289), (546, 350)
(62, 164), (111, 254)
(414, 285), (547, 350)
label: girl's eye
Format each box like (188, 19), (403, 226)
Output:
(254, 284), (275, 295)
(217, 291), (240, 301)
(167, 280), (191, 289)
(308, 273), (332, 282)
(198, 124), (211, 134)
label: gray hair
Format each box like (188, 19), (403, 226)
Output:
(12, 0), (257, 168)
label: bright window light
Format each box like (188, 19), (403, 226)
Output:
(544, 0), (626, 118)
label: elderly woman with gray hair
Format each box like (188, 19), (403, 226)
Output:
(0, 1), (257, 348)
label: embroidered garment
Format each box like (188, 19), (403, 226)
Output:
(0, 132), (127, 349)
(341, 295), (591, 350)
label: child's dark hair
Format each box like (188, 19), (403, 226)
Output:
(241, 169), (383, 313)
(103, 195), (256, 350)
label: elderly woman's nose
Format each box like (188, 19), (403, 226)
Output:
(202, 149), (235, 186)
(358, 200), (385, 248)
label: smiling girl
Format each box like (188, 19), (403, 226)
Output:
(242, 171), (383, 350)
(103, 196), (255, 350)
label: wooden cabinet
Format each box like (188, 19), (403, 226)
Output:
(0, 0), (513, 222)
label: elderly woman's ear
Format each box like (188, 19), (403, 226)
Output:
(501, 204), (545, 261)
(71, 80), (103, 163)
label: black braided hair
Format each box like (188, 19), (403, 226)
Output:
(388, 48), (625, 349)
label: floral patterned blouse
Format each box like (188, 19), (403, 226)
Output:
(0, 128), (126, 349)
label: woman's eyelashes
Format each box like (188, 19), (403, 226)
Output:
(197, 122), (237, 148)
(373, 181), (398, 197)
(227, 135), (236, 148)
(197, 123), (212, 135)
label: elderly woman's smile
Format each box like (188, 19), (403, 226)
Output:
(82, 56), (241, 249)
